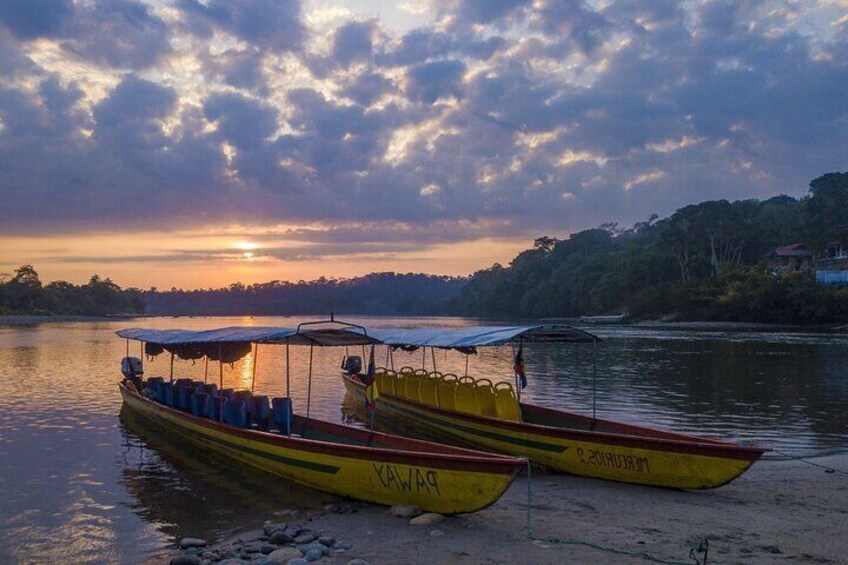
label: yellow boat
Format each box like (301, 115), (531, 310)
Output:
(341, 325), (767, 490)
(116, 324), (524, 514)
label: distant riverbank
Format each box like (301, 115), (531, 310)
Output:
(0, 314), (139, 325)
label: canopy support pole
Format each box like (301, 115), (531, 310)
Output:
(389, 346), (394, 371)
(368, 344), (376, 435)
(431, 347), (437, 373)
(285, 338), (291, 437)
(250, 343), (258, 393)
(385, 345), (390, 368)
(139, 342), (144, 370)
(591, 339), (598, 426)
(204, 356), (208, 383)
(218, 343), (223, 423)
(510, 342), (520, 402)
(304, 343), (314, 435)
(464, 354), (469, 377)
(169, 352), (174, 382)
(126, 339), (129, 358)
(422, 346), (427, 371)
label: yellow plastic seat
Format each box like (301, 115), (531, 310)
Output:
(494, 382), (522, 422)
(405, 373), (422, 402)
(475, 378), (499, 418)
(378, 369), (396, 395)
(438, 374), (458, 411)
(394, 372), (408, 399)
(419, 374), (439, 406)
(456, 376), (481, 415)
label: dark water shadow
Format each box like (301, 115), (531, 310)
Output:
(117, 406), (339, 550)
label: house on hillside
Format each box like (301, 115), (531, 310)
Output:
(766, 244), (812, 274)
(815, 243), (848, 286)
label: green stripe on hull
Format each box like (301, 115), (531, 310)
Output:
(385, 398), (567, 454)
(130, 398), (340, 475)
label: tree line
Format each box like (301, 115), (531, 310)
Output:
(451, 171), (848, 324)
(0, 265), (146, 316)
(4, 171), (847, 324)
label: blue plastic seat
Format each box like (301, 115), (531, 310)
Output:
(210, 396), (223, 421)
(164, 382), (175, 406)
(220, 388), (235, 401)
(235, 390), (253, 420)
(190, 392), (209, 417)
(252, 395), (271, 430)
(174, 378), (193, 387)
(272, 398), (293, 434)
(145, 377), (163, 395)
(203, 383), (218, 397)
(155, 380), (167, 403)
(176, 386), (192, 410)
(223, 398), (248, 427)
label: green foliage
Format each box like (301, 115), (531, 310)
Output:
(0, 267), (145, 316)
(452, 171), (848, 325)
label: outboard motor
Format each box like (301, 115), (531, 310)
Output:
(342, 355), (362, 375)
(121, 357), (144, 391)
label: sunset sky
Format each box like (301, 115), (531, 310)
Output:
(0, 0), (846, 289)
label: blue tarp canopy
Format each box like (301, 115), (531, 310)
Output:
(116, 326), (378, 347)
(367, 325), (598, 350)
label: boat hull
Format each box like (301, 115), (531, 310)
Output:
(343, 375), (765, 489)
(120, 383), (522, 513)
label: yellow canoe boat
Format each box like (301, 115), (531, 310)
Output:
(116, 324), (524, 514)
(342, 324), (767, 490)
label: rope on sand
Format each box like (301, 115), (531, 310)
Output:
(765, 448), (848, 477)
(523, 460), (710, 565)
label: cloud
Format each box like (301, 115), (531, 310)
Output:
(63, 1), (171, 69)
(447, 0), (533, 25)
(94, 76), (177, 126)
(0, 0), (72, 40)
(204, 92), (278, 149)
(178, 0), (303, 52)
(405, 59), (466, 104)
(0, 0), (846, 260)
(331, 20), (375, 66)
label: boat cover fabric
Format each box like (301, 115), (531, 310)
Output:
(117, 324), (597, 351)
(116, 326), (377, 347)
(367, 325), (598, 349)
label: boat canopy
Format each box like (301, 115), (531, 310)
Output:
(116, 326), (378, 347)
(367, 324), (599, 351)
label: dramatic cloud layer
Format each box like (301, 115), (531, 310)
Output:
(0, 0), (846, 273)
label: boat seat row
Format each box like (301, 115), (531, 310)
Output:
(140, 377), (293, 434)
(374, 369), (522, 422)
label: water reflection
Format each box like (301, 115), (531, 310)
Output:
(117, 406), (334, 548)
(1, 317), (847, 563)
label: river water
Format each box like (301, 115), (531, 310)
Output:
(1, 316), (846, 563)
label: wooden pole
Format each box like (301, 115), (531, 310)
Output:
(285, 338), (291, 436)
(218, 343), (223, 422)
(305, 343), (314, 423)
(592, 339), (598, 424)
(250, 343), (258, 393)
(431, 347), (437, 373)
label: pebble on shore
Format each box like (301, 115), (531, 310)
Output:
(170, 520), (364, 565)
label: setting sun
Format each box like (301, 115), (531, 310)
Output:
(234, 241), (259, 251)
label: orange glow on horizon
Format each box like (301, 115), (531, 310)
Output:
(0, 229), (533, 290)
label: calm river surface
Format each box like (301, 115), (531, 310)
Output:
(1, 316), (847, 563)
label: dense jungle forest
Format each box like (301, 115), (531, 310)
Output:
(453, 171), (848, 324)
(3, 171), (847, 323)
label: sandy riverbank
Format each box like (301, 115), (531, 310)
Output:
(161, 453), (847, 565)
